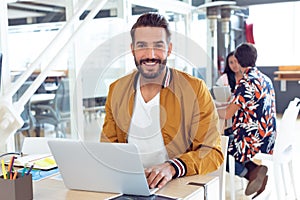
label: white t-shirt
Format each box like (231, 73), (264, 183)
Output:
(128, 78), (169, 168)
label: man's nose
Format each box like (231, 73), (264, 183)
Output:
(145, 47), (155, 58)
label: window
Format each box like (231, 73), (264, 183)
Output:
(247, 2), (300, 66)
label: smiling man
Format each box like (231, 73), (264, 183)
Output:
(101, 12), (223, 189)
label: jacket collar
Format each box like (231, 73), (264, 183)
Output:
(133, 67), (173, 90)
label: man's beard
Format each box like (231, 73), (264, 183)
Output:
(134, 58), (167, 79)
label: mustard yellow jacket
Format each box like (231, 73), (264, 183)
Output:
(101, 67), (224, 176)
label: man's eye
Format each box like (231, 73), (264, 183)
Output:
(154, 44), (165, 50)
(136, 44), (146, 48)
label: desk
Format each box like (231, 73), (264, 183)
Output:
(30, 94), (55, 104)
(10, 70), (67, 83)
(32, 70), (67, 79)
(274, 66), (300, 91)
(274, 71), (300, 91)
(33, 175), (219, 200)
(274, 70), (300, 80)
(30, 70), (67, 93)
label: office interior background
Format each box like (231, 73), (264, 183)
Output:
(0, 0), (299, 147)
(0, 0), (300, 199)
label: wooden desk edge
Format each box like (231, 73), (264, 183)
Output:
(33, 175), (218, 200)
(274, 77), (300, 81)
(274, 70), (300, 81)
(274, 71), (300, 74)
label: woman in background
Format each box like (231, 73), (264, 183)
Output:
(215, 51), (243, 136)
(216, 51), (243, 93)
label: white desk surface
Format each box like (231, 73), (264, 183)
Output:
(30, 93), (55, 104)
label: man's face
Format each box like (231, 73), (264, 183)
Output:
(131, 27), (172, 79)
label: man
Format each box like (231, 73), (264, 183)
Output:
(101, 12), (223, 189)
(218, 43), (277, 198)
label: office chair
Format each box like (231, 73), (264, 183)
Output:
(228, 97), (300, 200)
(13, 81), (36, 151)
(31, 78), (70, 138)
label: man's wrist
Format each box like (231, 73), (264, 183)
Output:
(165, 158), (186, 179)
(165, 161), (177, 178)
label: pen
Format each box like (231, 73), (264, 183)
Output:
(1, 159), (7, 179)
(21, 166), (27, 177)
(13, 170), (18, 180)
(9, 156), (15, 172)
(8, 156), (16, 179)
(26, 164), (34, 175)
(7, 157), (12, 170)
(7, 157), (12, 178)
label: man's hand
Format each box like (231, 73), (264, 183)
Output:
(144, 162), (175, 189)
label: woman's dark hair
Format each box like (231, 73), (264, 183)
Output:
(130, 12), (171, 44)
(223, 51), (236, 93)
(234, 43), (257, 68)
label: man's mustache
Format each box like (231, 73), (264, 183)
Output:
(139, 58), (162, 65)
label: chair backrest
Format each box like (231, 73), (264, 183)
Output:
(13, 81), (34, 130)
(207, 135), (229, 200)
(54, 78), (70, 116)
(273, 97), (300, 162)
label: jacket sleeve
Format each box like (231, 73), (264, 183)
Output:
(169, 80), (224, 177)
(100, 83), (118, 143)
(100, 78), (133, 143)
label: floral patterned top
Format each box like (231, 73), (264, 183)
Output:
(228, 66), (277, 162)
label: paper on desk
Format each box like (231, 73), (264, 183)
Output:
(13, 154), (57, 170)
(18, 168), (60, 182)
(50, 173), (63, 181)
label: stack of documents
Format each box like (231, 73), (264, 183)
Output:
(18, 168), (59, 182)
(12, 154), (57, 170)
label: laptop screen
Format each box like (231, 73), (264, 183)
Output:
(48, 140), (158, 196)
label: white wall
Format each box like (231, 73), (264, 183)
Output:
(247, 1), (300, 66)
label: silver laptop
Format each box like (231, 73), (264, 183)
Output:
(213, 86), (231, 102)
(48, 140), (158, 196)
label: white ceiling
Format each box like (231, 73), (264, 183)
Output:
(7, 0), (200, 21)
(7, 0), (119, 20)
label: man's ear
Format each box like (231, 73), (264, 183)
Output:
(167, 42), (173, 56)
(130, 43), (134, 55)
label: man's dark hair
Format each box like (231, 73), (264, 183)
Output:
(234, 43), (257, 68)
(130, 12), (171, 44)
